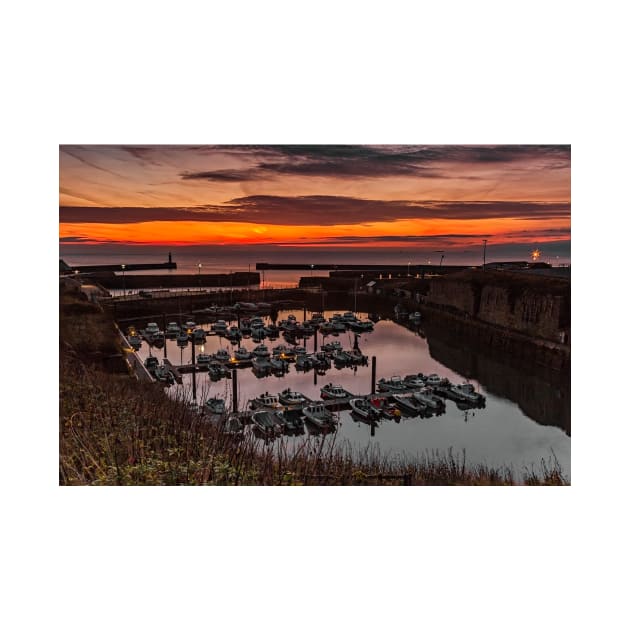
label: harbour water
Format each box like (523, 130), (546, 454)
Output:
(132, 309), (571, 480)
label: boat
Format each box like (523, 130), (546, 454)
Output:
(252, 357), (272, 371)
(165, 322), (181, 337)
(196, 352), (212, 365)
(251, 327), (266, 342)
(349, 397), (379, 421)
(341, 311), (358, 323)
(349, 319), (374, 332)
(176, 331), (189, 346)
(208, 361), (230, 380)
(332, 350), (352, 366)
(281, 411), (304, 433)
(409, 312), (422, 324)
(220, 412), (244, 437)
(184, 319), (196, 330)
(278, 388), (310, 406)
(226, 326), (242, 342)
(312, 352), (331, 371)
(249, 392), (284, 410)
(264, 324), (279, 338)
(204, 397), (226, 417)
(450, 383), (486, 405)
(392, 394), (424, 415)
(403, 374), (426, 388)
(368, 396), (402, 419)
(269, 357), (287, 372)
(425, 373), (446, 387)
(302, 403), (336, 429)
(127, 334), (142, 350)
(272, 344), (296, 361)
(239, 318), (252, 335)
(321, 341), (342, 354)
(212, 348), (231, 363)
(320, 383), (353, 400)
(252, 344), (271, 359)
(192, 328), (206, 343)
(212, 320), (228, 334)
(144, 356), (159, 372)
(233, 347), (253, 361)
(412, 387), (445, 409)
(295, 354), (314, 370)
(145, 322), (160, 336)
(251, 410), (283, 436)
(250, 317), (265, 330)
(377, 376), (408, 392)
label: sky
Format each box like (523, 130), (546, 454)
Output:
(59, 145), (570, 262)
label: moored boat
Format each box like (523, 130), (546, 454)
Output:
(413, 387), (445, 409)
(302, 403), (336, 429)
(320, 383), (353, 400)
(392, 394), (424, 415)
(377, 375), (408, 392)
(278, 388), (310, 406)
(249, 392), (284, 410)
(349, 397), (380, 421)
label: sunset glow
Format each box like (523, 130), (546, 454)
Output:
(59, 145), (571, 259)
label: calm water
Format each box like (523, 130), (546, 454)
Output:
(133, 309), (571, 479)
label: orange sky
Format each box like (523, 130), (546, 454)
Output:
(59, 145), (570, 250)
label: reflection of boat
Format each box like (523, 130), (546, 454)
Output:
(272, 344), (295, 360)
(320, 383), (353, 400)
(295, 354), (314, 370)
(208, 361), (230, 380)
(392, 394), (424, 415)
(321, 341), (342, 354)
(251, 327), (265, 342)
(269, 357), (287, 372)
(278, 388), (310, 406)
(212, 320), (228, 334)
(145, 322), (160, 336)
(302, 403), (336, 429)
(226, 326), (242, 342)
(349, 397), (379, 420)
(176, 331), (189, 346)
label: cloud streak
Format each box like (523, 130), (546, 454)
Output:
(59, 196), (570, 226)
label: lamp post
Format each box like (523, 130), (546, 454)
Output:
(121, 264), (126, 297)
(310, 264), (314, 277)
(198, 263), (202, 291)
(482, 239), (487, 270)
(407, 261), (411, 277)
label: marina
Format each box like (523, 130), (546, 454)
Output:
(125, 306), (570, 478)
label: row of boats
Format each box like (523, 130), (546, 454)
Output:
(201, 373), (486, 438)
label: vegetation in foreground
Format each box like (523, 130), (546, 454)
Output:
(59, 281), (567, 486)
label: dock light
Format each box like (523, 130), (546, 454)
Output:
(198, 263), (202, 291)
(121, 264), (126, 296)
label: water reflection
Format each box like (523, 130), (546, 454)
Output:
(131, 308), (570, 476)
(422, 322), (571, 436)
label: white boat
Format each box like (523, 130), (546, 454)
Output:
(403, 374), (426, 388)
(278, 388), (310, 406)
(413, 387), (445, 409)
(392, 394), (424, 415)
(251, 410), (283, 436)
(349, 397), (379, 420)
(320, 383), (353, 400)
(302, 403), (336, 429)
(451, 383), (486, 405)
(196, 353), (212, 364)
(249, 392), (284, 410)
(145, 322), (160, 336)
(377, 376), (407, 392)
(425, 373), (445, 387)
(184, 320), (196, 330)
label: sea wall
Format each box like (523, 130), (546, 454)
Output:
(426, 270), (570, 344)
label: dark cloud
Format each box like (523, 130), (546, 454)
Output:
(178, 145), (570, 182)
(60, 195), (570, 226)
(59, 236), (92, 243)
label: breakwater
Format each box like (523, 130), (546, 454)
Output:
(94, 271), (260, 290)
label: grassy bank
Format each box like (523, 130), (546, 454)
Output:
(59, 281), (567, 485)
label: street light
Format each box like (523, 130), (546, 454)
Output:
(198, 263), (202, 291)
(407, 261), (411, 277)
(310, 264), (314, 277)
(121, 264), (126, 297)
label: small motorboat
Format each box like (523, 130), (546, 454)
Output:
(272, 345), (295, 360)
(144, 356), (159, 372)
(249, 392), (284, 410)
(425, 373), (446, 387)
(413, 387), (445, 410)
(377, 376), (408, 392)
(392, 394), (424, 415)
(251, 410), (283, 436)
(321, 340), (342, 354)
(212, 348), (231, 363)
(192, 328), (207, 343)
(165, 322), (181, 337)
(204, 397), (226, 417)
(154, 364), (174, 384)
(269, 357), (287, 372)
(320, 383), (353, 400)
(127, 335), (142, 350)
(252, 344), (271, 359)
(278, 388), (310, 406)
(220, 412), (244, 437)
(349, 397), (379, 421)
(196, 352), (212, 365)
(208, 361), (230, 380)
(234, 347), (253, 361)
(368, 396), (402, 420)
(176, 331), (189, 346)
(450, 383), (486, 406)
(212, 320), (228, 334)
(403, 374), (426, 388)
(295, 354), (314, 370)
(251, 327), (266, 342)
(226, 326), (242, 342)
(302, 403), (336, 429)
